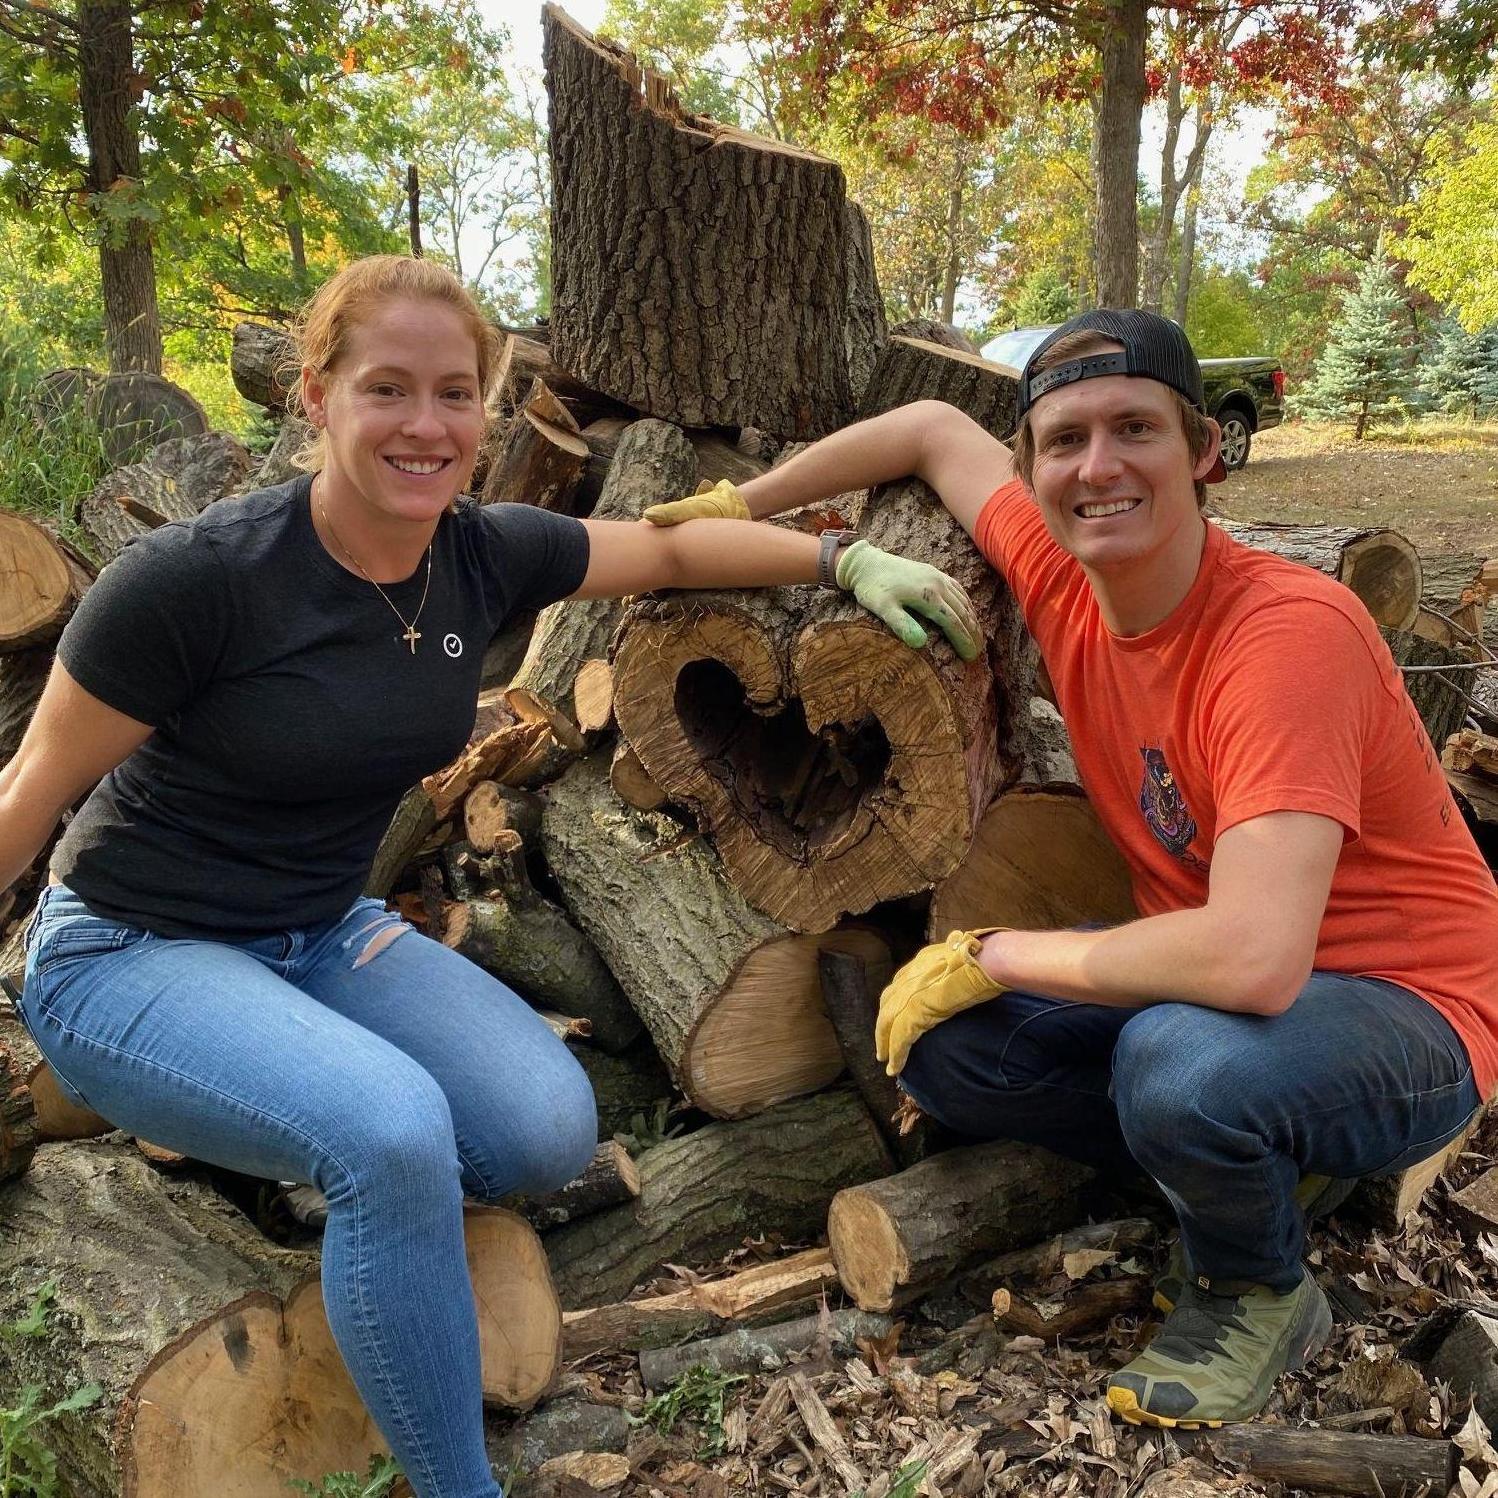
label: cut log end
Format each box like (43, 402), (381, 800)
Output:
(0, 513), (80, 651)
(826, 1188), (907, 1313)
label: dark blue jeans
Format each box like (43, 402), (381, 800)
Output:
(899, 972), (1482, 1291)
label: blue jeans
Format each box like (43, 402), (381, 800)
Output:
(899, 971), (1482, 1292)
(22, 883), (597, 1498)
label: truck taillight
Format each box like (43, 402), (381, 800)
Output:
(1273, 370), (1286, 400)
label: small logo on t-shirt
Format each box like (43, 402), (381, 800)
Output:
(1138, 746), (1207, 869)
(443, 634), (463, 658)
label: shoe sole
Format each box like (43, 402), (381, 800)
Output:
(1108, 1283), (1334, 1430)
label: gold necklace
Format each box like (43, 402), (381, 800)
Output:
(317, 497), (434, 654)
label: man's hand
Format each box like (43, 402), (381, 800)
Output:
(876, 928), (1008, 1076)
(836, 540), (982, 662)
(643, 478), (751, 526)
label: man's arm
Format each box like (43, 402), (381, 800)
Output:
(735, 401), (1016, 537)
(976, 811), (1344, 1015)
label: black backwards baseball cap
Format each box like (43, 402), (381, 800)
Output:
(1015, 308), (1227, 484)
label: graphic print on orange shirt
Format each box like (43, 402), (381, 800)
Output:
(1137, 746), (1208, 872)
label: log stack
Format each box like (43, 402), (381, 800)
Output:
(2, 10), (1492, 1493)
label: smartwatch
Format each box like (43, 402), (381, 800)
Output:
(817, 528), (859, 589)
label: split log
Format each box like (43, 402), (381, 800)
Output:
(888, 318), (979, 353)
(991, 1277), (1148, 1339)
(572, 658), (614, 735)
(230, 322), (293, 410)
(566, 1037), (674, 1144)
(0, 512), (92, 651)
(609, 739), (666, 810)
(86, 371), (210, 464)
(576, 418), (770, 513)
(639, 1310), (893, 1390)
(1445, 728), (1498, 778)
(0, 648), (53, 762)
(508, 418), (696, 744)
(542, 754), (890, 1116)
(1449, 1163), (1498, 1234)
(844, 202), (887, 403)
(497, 332), (626, 427)
(1449, 765), (1498, 828)
(1382, 627), (1471, 752)
(611, 471), (1028, 932)
(543, 1086), (893, 1307)
(442, 830), (642, 1053)
(1216, 522), (1422, 631)
(1408, 1306), (1498, 1430)
(502, 1141), (639, 1230)
(562, 1246), (840, 1358)
(857, 336), (1018, 439)
(828, 1140), (1093, 1312)
(0, 1141), (562, 1498)
(481, 379), (591, 513)
(544, 6), (855, 440)
(1186, 1424), (1456, 1498)
(463, 780), (545, 852)
(818, 947), (926, 1168)
(77, 432), (253, 564)
(1416, 550), (1493, 649)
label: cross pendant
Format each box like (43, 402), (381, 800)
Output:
(403, 625), (421, 653)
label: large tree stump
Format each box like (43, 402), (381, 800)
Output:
(1215, 521), (1422, 630)
(828, 1140), (1094, 1312)
(611, 477), (1029, 931)
(508, 418), (696, 741)
(542, 754), (889, 1116)
(0, 513), (92, 652)
(85, 372), (209, 465)
(856, 336), (1018, 439)
(543, 1086), (893, 1306)
(543, 6), (855, 440)
(1381, 626), (1470, 752)
(0, 1141), (562, 1498)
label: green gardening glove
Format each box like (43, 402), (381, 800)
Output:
(836, 540), (982, 662)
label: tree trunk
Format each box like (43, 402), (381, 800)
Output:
(405, 163), (422, 257)
(0, 1141), (561, 1498)
(844, 201), (887, 405)
(1172, 178), (1201, 326)
(541, 753), (889, 1117)
(542, 1087), (893, 1306)
(1214, 521), (1422, 630)
(78, 0), (161, 374)
(1091, 0), (1147, 308)
(610, 472), (1029, 932)
(543, 5), (855, 439)
(828, 1140), (1093, 1312)
(278, 184), (308, 286)
(941, 175), (963, 325)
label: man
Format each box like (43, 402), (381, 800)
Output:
(643, 309), (1498, 1429)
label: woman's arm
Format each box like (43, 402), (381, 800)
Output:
(0, 663), (154, 894)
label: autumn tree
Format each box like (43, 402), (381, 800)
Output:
(0, 0), (499, 373)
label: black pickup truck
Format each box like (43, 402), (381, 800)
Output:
(979, 326), (1285, 472)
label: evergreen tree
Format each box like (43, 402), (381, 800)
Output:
(1010, 268), (1077, 328)
(1297, 257), (1412, 437)
(1421, 319), (1498, 418)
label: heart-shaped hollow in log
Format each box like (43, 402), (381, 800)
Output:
(611, 479), (1035, 933)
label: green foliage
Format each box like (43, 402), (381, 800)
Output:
(1297, 256), (1414, 437)
(1420, 319), (1498, 417)
(854, 1460), (929, 1498)
(613, 1099), (684, 1157)
(634, 1366), (747, 1457)
(287, 1453), (404, 1498)
(1008, 268), (1076, 329)
(0, 1280), (104, 1498)
(1400, 114), (1498, 334)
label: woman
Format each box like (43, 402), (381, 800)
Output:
(1, 256), (978, 1498)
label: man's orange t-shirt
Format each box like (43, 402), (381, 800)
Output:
(975, 478), (1498, 1096)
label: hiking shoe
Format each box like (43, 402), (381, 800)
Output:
(1152, 1173), (1357, 1313)
(1107, 1267), (1332, 1428)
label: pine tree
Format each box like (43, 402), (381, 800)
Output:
(1298, 258), (1412, 438)
(1421, 320), (1498, 418)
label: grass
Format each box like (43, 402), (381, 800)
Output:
(287, 1453), (403, 1497)
(635, 1366), (749, 1458)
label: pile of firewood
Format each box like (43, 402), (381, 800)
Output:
(1, 8), (1496, 1495)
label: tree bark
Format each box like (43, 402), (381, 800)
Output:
(639, 1309), (894, 1390)
(1186, 1425), (1456, 1498)
(844, 201), (887, 405)
(78, 0), (162, 373)
(543, 5), (855, 439)
(542, 753), (889, 1117)
(828, 1140), (1093, 1312)
(1091, 0), (1148, 308)
(480, 381), (590, 513)
(0, 649), (53, 764)
(501, 1141), (639, 1231)
(1172, 178), (1201, 327)
(611, 475), (1029, 932)
(405, 163), (422, 257)
(0, 1142), (561, 1498)
(542, 1087), (892, 1306)
(857, 336), (1017, 439)
(231, 322), (294, 411)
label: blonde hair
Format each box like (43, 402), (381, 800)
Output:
(283, 256), (502, 473)
(1011, 329), (1215, 508)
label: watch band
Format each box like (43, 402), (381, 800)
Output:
(817, 528), (859, 589)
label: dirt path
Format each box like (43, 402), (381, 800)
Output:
(1209, 422), (1498, 557)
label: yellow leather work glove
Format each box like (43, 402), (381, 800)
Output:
(875, 928), (1008, 1077)
(642, 478), (751, 526)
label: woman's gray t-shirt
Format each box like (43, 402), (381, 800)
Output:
(52, 474), (589, 938)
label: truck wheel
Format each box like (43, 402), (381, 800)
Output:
(1218, 411), (1252, 471)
